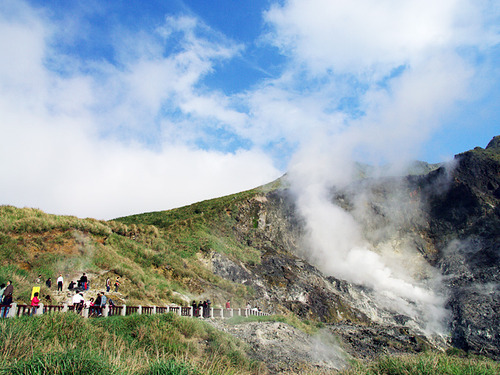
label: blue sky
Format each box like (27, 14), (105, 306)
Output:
(0, 0), (499, 219)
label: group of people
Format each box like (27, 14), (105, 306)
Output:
(191, 299), (261, 318)
(192, 299), (212, 318)
(2, 281), (43, 317)
(0, 272), (122, 318)
(46, 273), (89, 292)
(72, 291), (115, 317)
(246, 302), (262, 313)
(105, 276), (120, 293)
(0, 281), (14, 318)
(36, 273), (121, 295)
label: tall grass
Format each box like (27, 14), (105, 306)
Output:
(341, 353), (500, 375)
(0, 313), (259, 375)
(143, 359), (200, 375)
(0, 351), (113, 375)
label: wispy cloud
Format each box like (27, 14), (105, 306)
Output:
(0, 1), (280, 219)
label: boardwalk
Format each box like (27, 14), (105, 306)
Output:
(4, 302), (268, 319)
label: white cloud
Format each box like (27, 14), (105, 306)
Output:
(0, 1), (280, 220)
(265, 0), (498, 76)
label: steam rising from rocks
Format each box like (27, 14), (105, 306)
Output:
(288, 137), (450, 334)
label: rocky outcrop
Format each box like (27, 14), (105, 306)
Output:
(207, 319), (435, 373)
(209, 136), (500, 361)
(418, 138), (500, 359)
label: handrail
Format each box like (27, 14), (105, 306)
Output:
(2, 302), (269, 319)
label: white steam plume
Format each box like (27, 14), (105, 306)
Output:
(272, 0), (493, 334)
(289, 146), (449, 333)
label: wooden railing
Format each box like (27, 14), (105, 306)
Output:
(2, 303), (269, 319)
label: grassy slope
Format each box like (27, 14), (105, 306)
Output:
(0, 186), (266, 306)
(0, 312), (261, 375)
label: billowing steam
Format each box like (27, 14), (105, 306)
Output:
(288, 134), (450, 335)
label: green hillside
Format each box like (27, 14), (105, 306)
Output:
(0, 185), (270, 307)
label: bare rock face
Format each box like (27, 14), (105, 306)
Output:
(208, 320), (348, 373)
(207, 319), (439, 374)
(208, 136), (500, 361)
(420, 141), (500, 359)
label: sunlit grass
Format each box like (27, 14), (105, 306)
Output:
(0, 313), (259, 375)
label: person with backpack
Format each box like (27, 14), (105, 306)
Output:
(31, 292), (40, 315)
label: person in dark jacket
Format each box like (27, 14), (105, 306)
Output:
(80, 273), (88, 290)
(1, 281), (13, 318)
(94, 293), (102, 316)
(202, 300), (208, 318)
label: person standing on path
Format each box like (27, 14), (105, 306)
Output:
(94, 293), (102, 316)
(100, 292), (107, 316)
(3, 281), (13, 301)
(57, 274), (63, 291)
(31, 292), (40, 315)
(45, 277), (52, 289)
(114, 277), (120, 292)
(106, 278), (111, 293)
(1, 281), (13, 318)
(80, 273), (88, 290)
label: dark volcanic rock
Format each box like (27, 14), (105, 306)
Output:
(209, 135), (500, 361)
(416, 141), (500, 358)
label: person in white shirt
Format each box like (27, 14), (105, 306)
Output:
(72, 292), (84, 314)
(57, 274), (63, 291)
